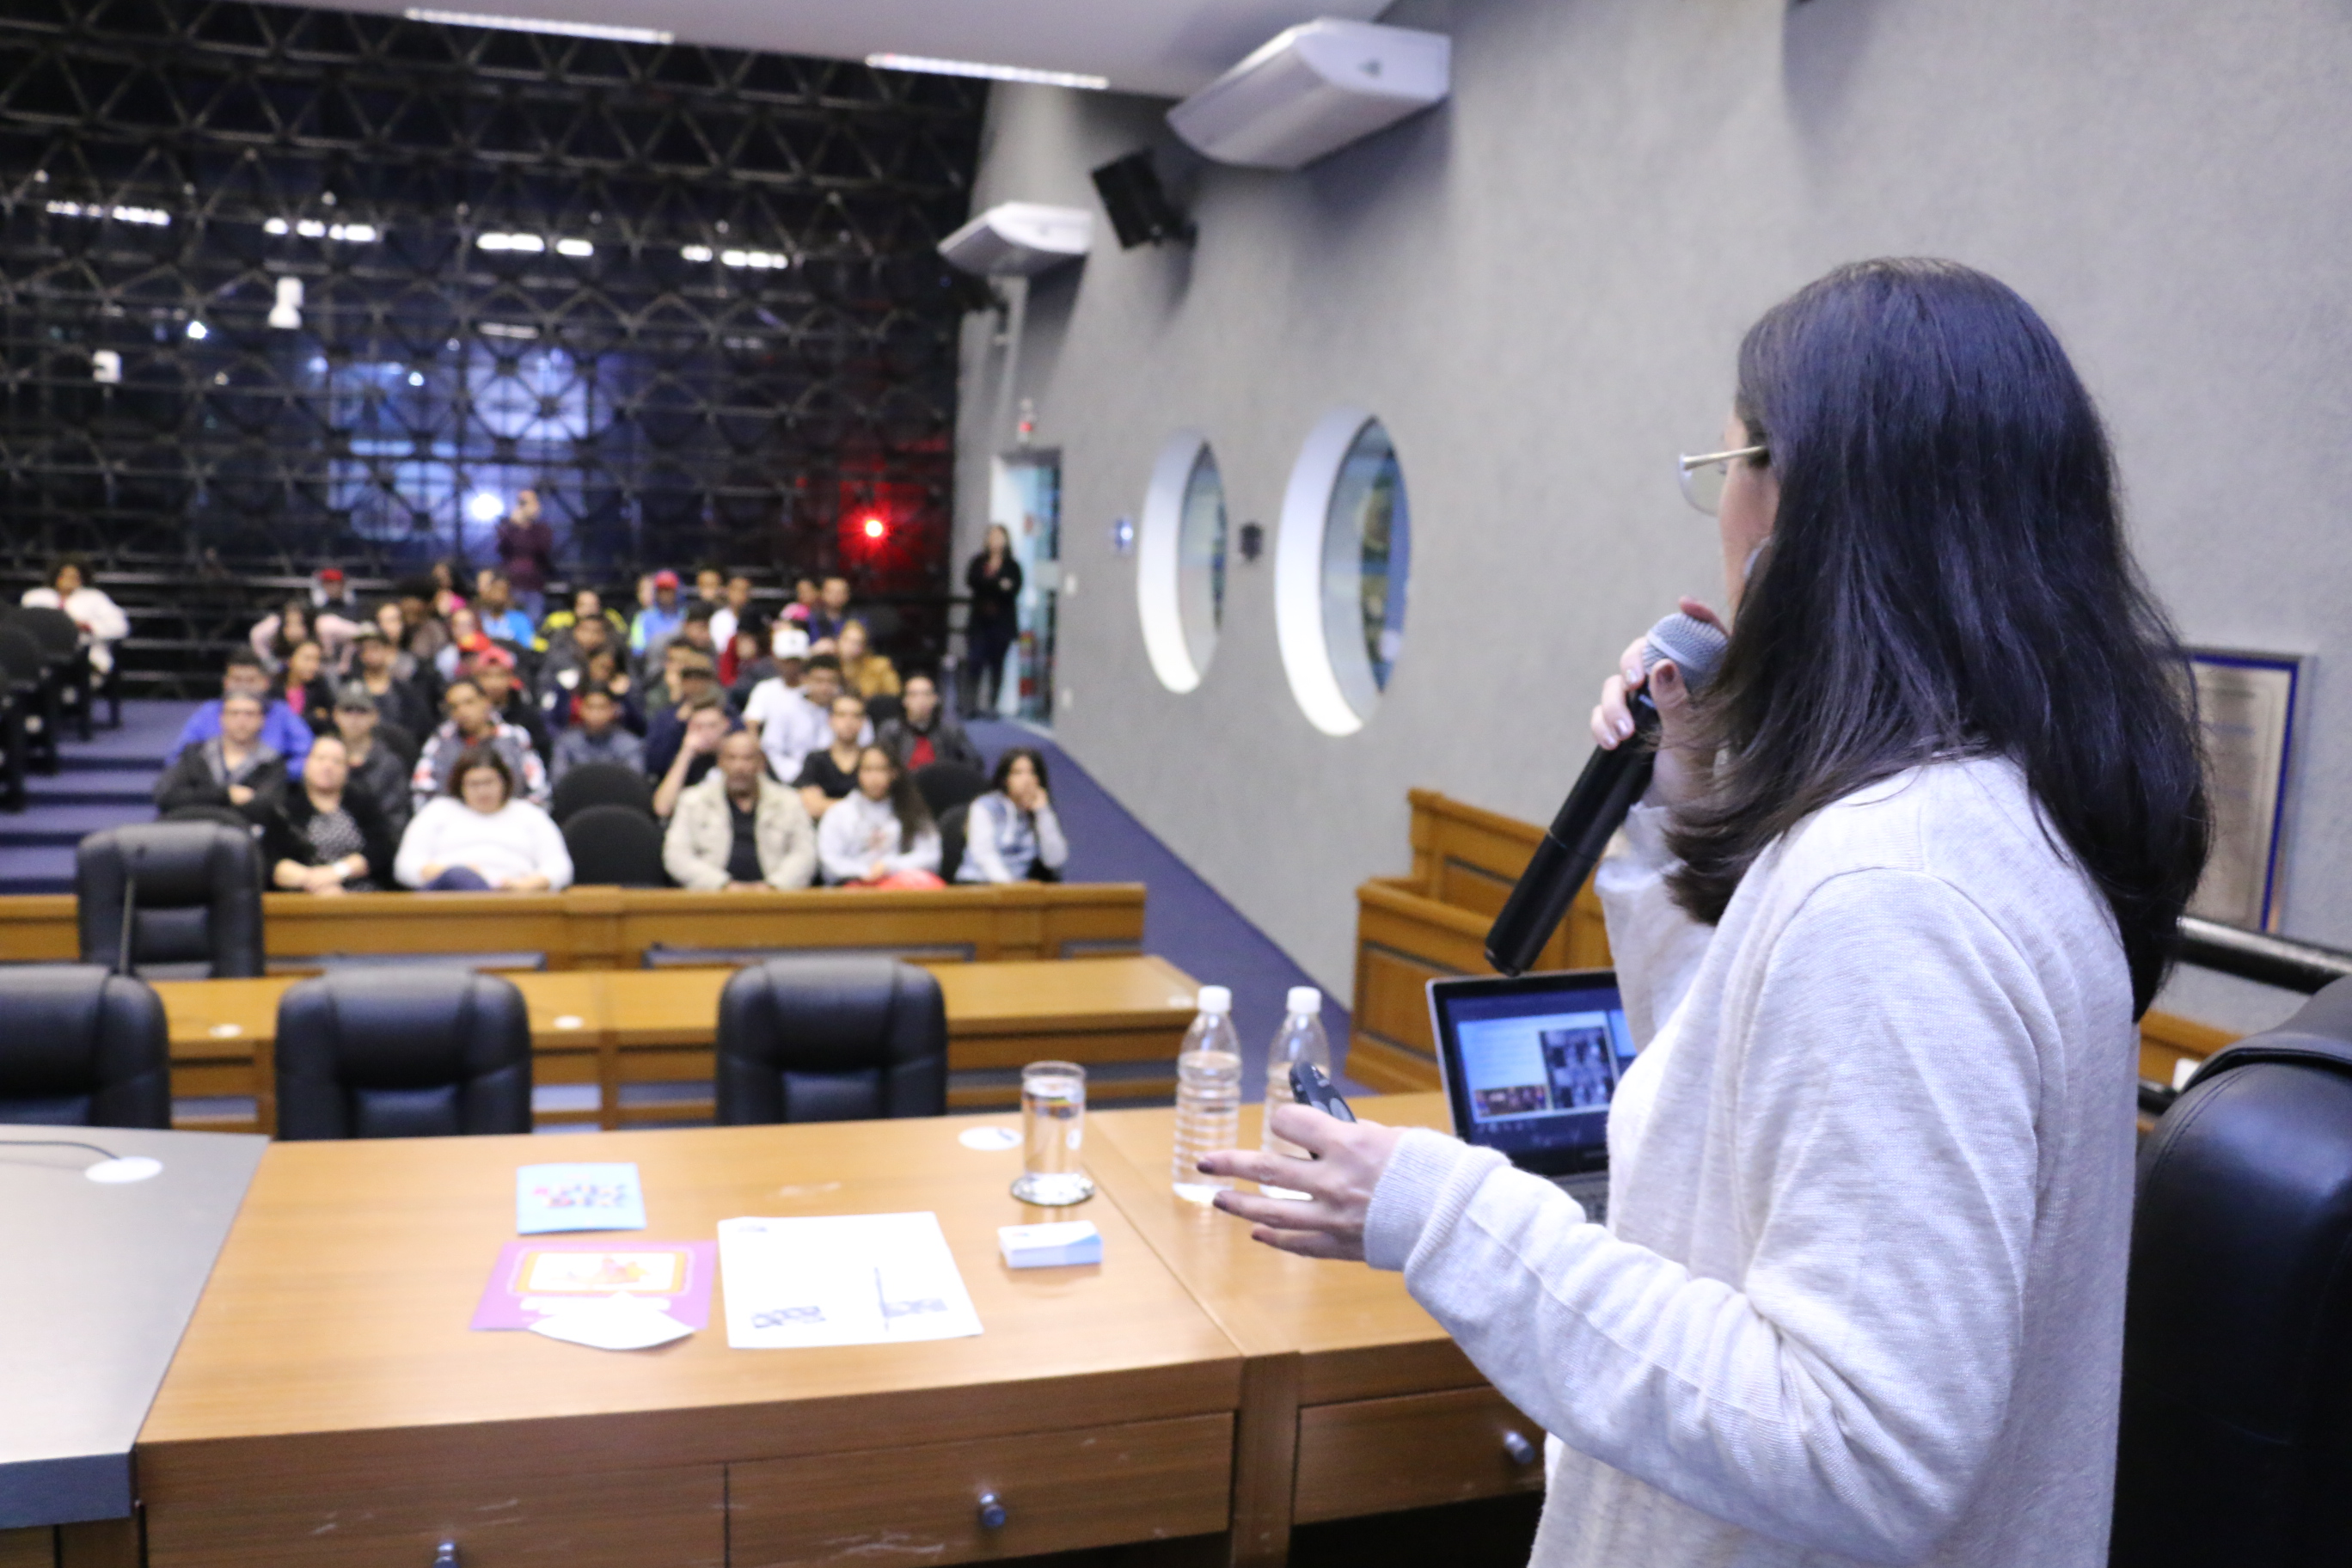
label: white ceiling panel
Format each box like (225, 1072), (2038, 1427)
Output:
(303, 0), (1395, 98)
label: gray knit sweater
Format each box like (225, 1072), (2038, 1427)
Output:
(1364, 758), (2136, 1566)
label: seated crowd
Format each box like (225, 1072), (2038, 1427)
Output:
(147, 559), (1063, 896)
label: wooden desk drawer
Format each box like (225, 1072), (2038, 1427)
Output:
(1293, 1386), (1544, 1524)
(728, 1412), (1232, 1567)
(144, 1464), (724, 1568)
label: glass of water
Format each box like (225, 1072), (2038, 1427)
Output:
(1011, 1060), (1095, 1206)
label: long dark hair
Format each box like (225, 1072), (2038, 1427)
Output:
(859, 744), (934, 851)
(1669, 259), (2208, 1015)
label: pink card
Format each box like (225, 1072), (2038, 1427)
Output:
(469, 1239), (717, 1331)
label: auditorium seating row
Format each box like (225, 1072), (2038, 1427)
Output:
(1351, 789), (2236, 1093)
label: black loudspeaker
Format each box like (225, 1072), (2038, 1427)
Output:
(1090, 152), (1197, 249)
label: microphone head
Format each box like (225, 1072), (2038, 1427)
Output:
(1640, 611), (1730, 693)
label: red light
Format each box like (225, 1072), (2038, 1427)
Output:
(860, 516), (886, 540)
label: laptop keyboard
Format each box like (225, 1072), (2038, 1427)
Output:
(1553, 1171), (1609, 1228)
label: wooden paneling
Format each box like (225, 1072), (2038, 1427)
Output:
(727, 1415), (1232, 1568)
(0, 882), (1145, 972)
(0, 1527), (53, 1568)
(145, 1465), (724, 1568)
(2140, 1008), (2239, 1087)
(53, 1519), (139, 1568)
(1291, 1387), (1545, 1525)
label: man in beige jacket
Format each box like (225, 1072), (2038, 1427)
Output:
(661, 729), (818, 891)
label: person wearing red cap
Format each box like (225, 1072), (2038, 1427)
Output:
(630, 569), (685, 658)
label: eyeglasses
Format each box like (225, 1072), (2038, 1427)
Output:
(1677, 444), (1767, 515)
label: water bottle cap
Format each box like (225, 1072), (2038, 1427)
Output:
(1197, 985), (1232, 1014)
(1287, 986), (1321, 1014)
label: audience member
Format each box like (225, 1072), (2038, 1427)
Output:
(807, 574), (854, 643)
(332, 685), (412, 840)
(309, 565), (360, 617)
(173, 650), (314, 777)
(794, 693), (871, 822)
(816, 745), (942, 887)
(21, 555), (128, 680)
(877, 672), (983, 774)
(720, 619), (775, 696)
(428, 558), (466, 604)
(580, 645), (644, 734)
(693, 565), (725, 607)
(348, 626), (432, 738)
(965, 524), (1021, 715)
(550, 685), (645, 783)
(493, 487), (554, 623)
(781, 574), (819, 628)
(434, 606), (485, 683)
(676, 602), (720, 665)
(395, 579), (450, 667)
(252, 597), (357, 676)
(536, 600), (616, 717)
(156, 691), (285, 816)
(749, 650), (864, 783)
(836, 619), (901, 701)
(629, 569), (684, 658)
(261, 734), (394, 894)
(958, 747), (1068, 884)
(371, 601), (427, 687)
(473, 570), (538, 650)
(646, 657), (733, 777)
(539, 585), (628, 646)
(279, 639), (337, 734)
(709, 573), (756, 652)
(662, 727), (816, 891)
(471, 647), (550, 761)
(395, 746), (573, 891)
(412, 677), (549, 809)
(652, 697), (732, 819)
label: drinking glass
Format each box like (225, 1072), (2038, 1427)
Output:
(1011, 1060), (1094, 1206)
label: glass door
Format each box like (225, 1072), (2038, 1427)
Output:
(989, 455), (1061, 723)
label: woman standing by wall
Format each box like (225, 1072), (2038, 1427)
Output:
(963, 523), (1020, 717)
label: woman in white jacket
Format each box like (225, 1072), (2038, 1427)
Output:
(395, 744), (573, 891)
(816, 745), (941, 887)
(1197, 261), (2210, 1568)
(21, 556), (129, 675)
(955, 746), (1068, 884)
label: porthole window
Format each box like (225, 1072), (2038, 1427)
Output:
(1276, 409), (1412, 734)
(1137, 430), (1227, 692)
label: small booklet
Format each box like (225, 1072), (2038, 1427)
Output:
(517, 1161), (646, 1234)
(469, 1239), (716, 1332)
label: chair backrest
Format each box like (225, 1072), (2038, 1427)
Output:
(563, 803), (669, 887)
(0, 965), (171, 1128)
(274, 969), (533, 1139)
(715, 957), (946, 1124)
(76, 823), (265, 978)
(0, 624), (45, 682)
(937, 800), (970, 884)
(551, 761), (655, 824)
(14, 605), (81, 658)
(2113, 977), (2352, 1566)
(913, 762), (988, 818)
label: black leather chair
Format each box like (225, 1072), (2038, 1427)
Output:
(936, 800), (970, 884)
(76, 822), (265, 978)
(564, 803), (670, 886)
(2113, 977), (2352, 1566)
(715, 957), (946, 1124)
(913, 761), (988, 818)
(0, 965), (170, 1128)
(551, 762), (655, 824)
(0, 623), (59, 774)
(274, 969), (533, 1139)
(14, 604), (91, 742)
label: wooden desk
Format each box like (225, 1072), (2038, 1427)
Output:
(152, 956), (1201, 1133)
(135, 1118), (1243, 1568)
(1088, 1095), (1544, 1566)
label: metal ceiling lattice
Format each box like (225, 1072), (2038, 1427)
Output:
(0, 0), (984, 587)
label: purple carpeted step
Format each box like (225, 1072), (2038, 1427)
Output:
(0, 802), (157, 848)
(0, 842), (77, 895)
(28, 775), (157, 807)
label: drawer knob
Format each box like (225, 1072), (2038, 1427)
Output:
(432, 1542), (461, 1566)
(1502, 1430), (1538, 1467)
(977, 1491), (1008, 1530)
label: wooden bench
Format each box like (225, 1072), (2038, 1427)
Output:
(0, 881), (1146, 970)
(1351, 788), (2237, 1093)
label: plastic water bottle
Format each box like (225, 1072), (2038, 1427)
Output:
(1171, 986), (1243, 1204)
(1259, 987), (1331, 1200)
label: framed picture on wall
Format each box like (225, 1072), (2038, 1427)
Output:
(2185, 648), (2301, 932)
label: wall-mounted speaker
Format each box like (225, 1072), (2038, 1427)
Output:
(1089, 152), (1196, 250)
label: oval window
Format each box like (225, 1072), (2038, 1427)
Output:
(1276, 410), (1412, 734)
(1137, 430), (1227, 692)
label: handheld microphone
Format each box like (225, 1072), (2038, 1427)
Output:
(1485, 612), (1730, 977)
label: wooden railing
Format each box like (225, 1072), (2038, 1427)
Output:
(1349, 789), (2237, 1093)
(0, 882), (1146, 971)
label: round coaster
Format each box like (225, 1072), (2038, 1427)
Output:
(553, 1014), (584, 1031)
(86, 1156), (163, 1184)
(208, 1022), (242, 1038)
(958, 1126), (1021, 1151)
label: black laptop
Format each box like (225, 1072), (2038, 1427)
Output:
(1426, 970), (1634, 1225)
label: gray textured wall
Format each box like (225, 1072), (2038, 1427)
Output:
(958, 0), (2352, 1034)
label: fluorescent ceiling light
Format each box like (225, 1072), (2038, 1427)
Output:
(720, 248), (788, 270)
(47, 200), (170, 226)
(403, 9), (672, 46)
(476, 232), (545, 253)
(866, 52), (1109, 90)
(680, 244), (714, 262)
(481, 322), (541, 340)
(466, 491), (506, 522)
(265, 218), (379, 242)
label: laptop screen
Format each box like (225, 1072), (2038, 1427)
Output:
(1429, 971), (1635, 1176)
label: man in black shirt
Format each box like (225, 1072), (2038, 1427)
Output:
(793, 692), (869, 822)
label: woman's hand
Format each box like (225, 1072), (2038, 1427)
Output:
(505, 872), (553, 892)
(1589, 597), (1724, 810)
(1193, 1106), (1404, 1261)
